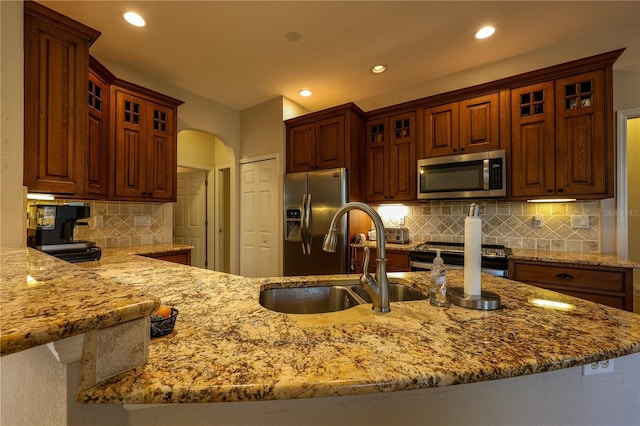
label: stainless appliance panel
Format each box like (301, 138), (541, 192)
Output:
(417, 150), (505, 200)
(283, 172), (308, 276)
(283, 168), (348, 276)
(307, 168), (348, 275)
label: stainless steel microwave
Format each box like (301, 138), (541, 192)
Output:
(417, 150), (506, 200)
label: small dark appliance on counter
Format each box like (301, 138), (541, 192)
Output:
(27, 203), (102, 263)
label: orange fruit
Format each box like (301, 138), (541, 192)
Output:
(155, 305), (172, 318)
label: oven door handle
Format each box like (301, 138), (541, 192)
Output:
(410, 261), (434, 270)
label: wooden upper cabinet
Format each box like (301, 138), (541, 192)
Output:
(510, 82), (556, 198)
(111, 83), (182, 201)
(285, 103), (364, 173)
(287, 113), (347, 172)
(287, 123), (315, 172)
(365, 112), (416, 202)
(510, 70), (612, 200)
(315, 115), (346, 170)
(422, 93), (499, 157)
(423, 102), (459, 157)
(389, 113), (416, 200)
(459, 93), (500, 153)
(555, 71), (609, 197)
(365, 117), (389, 201)
(86, 58), (114, 198)
(23, 1), (100, 195)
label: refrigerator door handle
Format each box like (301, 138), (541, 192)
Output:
(305, 193), (312, 254)
(300, 194), (308, 255)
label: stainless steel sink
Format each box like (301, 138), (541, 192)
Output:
(350, 283), (427, 303)
(259, 281), (428, 314)
(259, 285), (365, 314)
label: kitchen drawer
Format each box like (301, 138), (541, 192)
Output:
(141, 249), (192, 266)
(513, 263), (625, 292)
(353, 247), (410, 273)
(509, 260), (633, 311)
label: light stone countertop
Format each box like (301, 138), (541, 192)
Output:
(0, 247), (160, 356)
(353, 241), (640, 268)
(2, 244), (639, 404)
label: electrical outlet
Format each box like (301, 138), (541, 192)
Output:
(532, 215), (543, 228)
(571, 215), (590, 229)
(582, 359), (614, 375)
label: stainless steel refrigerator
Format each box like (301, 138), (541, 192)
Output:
(284, 168), (348, 276)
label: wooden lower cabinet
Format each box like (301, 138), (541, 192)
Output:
(141, 249), (192, 266)
(353, 247), (410, 273)
(509, 260), (633, 311)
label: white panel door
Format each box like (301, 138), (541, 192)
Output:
(240, 158), (278, 277)
(174, 170), (207, 268)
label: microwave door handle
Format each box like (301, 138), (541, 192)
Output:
(483, 159), (490, 190)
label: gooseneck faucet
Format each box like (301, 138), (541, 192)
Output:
(322, 202), (389, 313)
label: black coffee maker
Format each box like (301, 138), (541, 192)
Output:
(27, 203), (101, 262)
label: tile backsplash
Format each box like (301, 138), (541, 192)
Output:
(381, 200), (600, 252)
(29, 200), (165, 248)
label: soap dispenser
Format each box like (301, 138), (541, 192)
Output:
(429, 249), (449, 307)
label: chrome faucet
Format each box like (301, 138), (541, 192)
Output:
(322, 202), (389, 313)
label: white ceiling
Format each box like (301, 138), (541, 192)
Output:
(41, 1), (640, 113)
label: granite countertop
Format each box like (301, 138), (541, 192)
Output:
(0, 243), (192, 356)
(0, 247), (160, 356)
(3, 244), (639, 404)
(353, 241), (640, 268)
(509, 248), (640, 268)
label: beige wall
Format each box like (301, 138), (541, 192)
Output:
(627, 118), (640, 312)
(0, 0), (25, 247)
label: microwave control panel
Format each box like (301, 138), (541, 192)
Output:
(489, 158), (503, 190)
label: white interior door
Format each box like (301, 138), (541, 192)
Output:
(239, 158), (278, 277)
(174, 170), (207, 268)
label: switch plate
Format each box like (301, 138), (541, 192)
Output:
(582, 359), (614, 375)
(533, 215), (543, 228)
(571, 215), (590, 229)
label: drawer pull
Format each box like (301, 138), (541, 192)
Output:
(555, 273), (575, 280)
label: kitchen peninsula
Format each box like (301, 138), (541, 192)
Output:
(1, 246), (639, 426)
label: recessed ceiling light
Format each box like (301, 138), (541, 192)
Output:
(474, 25), (495, 40)
(371, 64), (387, 74)
(124, 11), (146, 27)
(298, 89), (312, 97)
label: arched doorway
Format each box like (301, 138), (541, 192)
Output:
(175, 129), (233, 273)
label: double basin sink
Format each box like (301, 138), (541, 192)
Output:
(259, 279), (427, 314)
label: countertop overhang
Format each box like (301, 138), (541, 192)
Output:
(1, 245), (639, 404)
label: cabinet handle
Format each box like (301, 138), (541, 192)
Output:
(453, 148), (458, 153)
(555, 273), (575, 280)
(141, 191), (147, 196)
(558, 188), (564, 193)
(547, 188), (553, 193)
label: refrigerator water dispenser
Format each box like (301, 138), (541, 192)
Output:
(286, 208), (302, 241)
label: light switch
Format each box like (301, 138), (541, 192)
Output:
(571, 215), (589, 229)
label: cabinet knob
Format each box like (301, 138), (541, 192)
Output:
(141, 191), (147, 196)
(547, 188), (553, 193)
(453, 148), (458, 153)
(558, 188), (564, 193)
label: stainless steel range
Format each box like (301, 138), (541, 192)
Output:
(409, 241), (511, 277)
